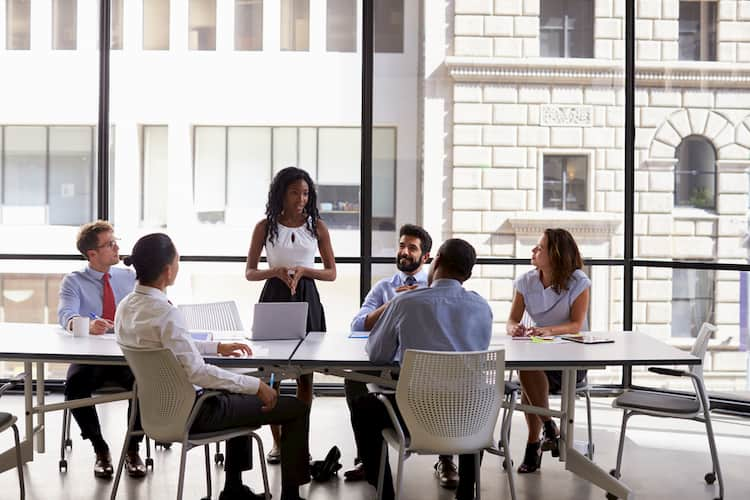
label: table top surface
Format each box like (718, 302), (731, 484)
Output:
(0, 323), (699, 370)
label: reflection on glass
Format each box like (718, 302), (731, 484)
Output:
(6, 0), (31, 50)
(52, 0), (77, 50)
(678, 0), (716, 61)
(194, 127), (226, 222)
(48, 126), (94, 226)
(144, 0), (170, 50)
(189, 0), (216, 51)
(235, 0), (263, 51)
(142, 126), (168, 227)
(280, 0), (309, 51)
(374, 0), (403, 53)
(674, 135), (716, 210)
(672, 268), (715, 338)
(327, 0), (356, 52)
(111, 0), (123, 50)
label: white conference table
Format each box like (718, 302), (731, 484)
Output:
(292, 330), (701, 499)
(0, 323), (298, 474)
(0, 323), (700, 499)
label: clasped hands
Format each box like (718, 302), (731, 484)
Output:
(510, 324), (550, 337)
(273, 266), (307, 295)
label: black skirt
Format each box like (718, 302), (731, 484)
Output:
(259, 277), (326, 333)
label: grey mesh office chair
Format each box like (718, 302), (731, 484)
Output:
(112, 345), (269, 500)
(374, 349), (516, 500)
(177, 300), (244, 465)
(608, 323), (723, 500)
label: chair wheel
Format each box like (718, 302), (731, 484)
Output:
(215, 452), (224, 465)
(59, 459), (67, 472)
(606, 494), (618, 500)
(146, 457), (154, 468)
(155, 441), (172, 450)
(64, 439), (73, 449)
(501, 458), (514, 470)
(609, 468), (621, 479)
(705, 472), (716, 484)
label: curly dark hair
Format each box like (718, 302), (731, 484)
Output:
(544, 228), (583, 293)
(265, 167), (320, 245)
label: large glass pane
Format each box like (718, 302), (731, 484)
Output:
(110, 0), (360, 258)
(3, 126), (46, 210)
(6, 0), (31, 50)
(235, 0), (263, 51)
(635, 1), (748, 264)
(374, 0), (403, 53)
(111, 0), (123, 50)
(48, 126), (94, 225)
(634, 267), (746, 393)
(189, 0), (216, 51)
(52, 0), (77, 50)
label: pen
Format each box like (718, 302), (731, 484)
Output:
(269, 373), (275, 387)
(88, 313), (99, 320)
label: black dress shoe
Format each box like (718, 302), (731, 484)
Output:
(218, 484), (269, 500)
(94, 452), (114, 478)
(343, 461), (366, 482)
(435, 457), (458, 489)
(125, 452), (147, 478)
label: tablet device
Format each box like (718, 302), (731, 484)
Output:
(250, 302), (308, 340)
(561, 334), (614, 344)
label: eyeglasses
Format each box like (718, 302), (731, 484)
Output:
(95, 237), (120, 250)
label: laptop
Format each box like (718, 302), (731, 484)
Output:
(250, 302), (308, 340)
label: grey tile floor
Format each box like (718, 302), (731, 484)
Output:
(0, 393), (749, 500)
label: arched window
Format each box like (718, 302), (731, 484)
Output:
(674, 135), (716, 210)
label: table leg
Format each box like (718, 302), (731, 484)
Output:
(36, 361), (45, 453)
(560, 369), (633, 499)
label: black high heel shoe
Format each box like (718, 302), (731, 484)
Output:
(517, 441), (542, 473)
(541, 420), (560, 458)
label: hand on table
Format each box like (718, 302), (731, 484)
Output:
(218, 342), (253, 357)
(90, 318), (114, 335)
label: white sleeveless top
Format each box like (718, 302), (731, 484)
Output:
(265, 221), (318, 268)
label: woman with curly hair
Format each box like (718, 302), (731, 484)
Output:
(245, 166), (336, 465)
(506, 228), (590, 473)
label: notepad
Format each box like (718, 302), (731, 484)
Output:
(560, 334), (614, 344)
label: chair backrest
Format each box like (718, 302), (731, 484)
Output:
(178, 301), (243, 331)
(690, 322), (717, 380)
(118, 344), (197, 443)
(396, 349), (504, 455)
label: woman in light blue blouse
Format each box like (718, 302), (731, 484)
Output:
(506, 228), (591, 473)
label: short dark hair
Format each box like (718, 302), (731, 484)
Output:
(436, 238), (476, 281)
(399, 224), (432, 254)
(76, 220), (113, 258)
(122, 233), (177, 285)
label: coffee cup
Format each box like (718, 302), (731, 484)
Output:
(72, 316), (90, 337)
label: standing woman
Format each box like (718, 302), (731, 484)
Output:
(506, 228), (590, 473)
(246, 167), (336, 464)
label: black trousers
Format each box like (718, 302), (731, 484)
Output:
(64, 363), (143, 452)
(351, 393), (479, 500)
(191, 392), (311, 490)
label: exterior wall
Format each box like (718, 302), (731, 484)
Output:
(448, 0), (750, 387)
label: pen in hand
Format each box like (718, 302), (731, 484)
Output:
(269, 372), (275, 387)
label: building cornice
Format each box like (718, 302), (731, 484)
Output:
(508, 213), (621, 239)
(445, 57), (750, 89)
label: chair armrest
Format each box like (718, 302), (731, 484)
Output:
(648, 367), (689, 377)
(367, 383), (395, 396)
(375, 393), (407, 448)
(184, 390), (222, 430)
(0, 372), (26, 397)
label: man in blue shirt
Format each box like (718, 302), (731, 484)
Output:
(58, 220), (145, 479)
(351, 238), (492, 500)
(344, 225), (464, 486)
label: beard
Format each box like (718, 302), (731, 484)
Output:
(397, 254), (422, 273)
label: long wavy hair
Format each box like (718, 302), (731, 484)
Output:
(264, 167), (320, 245)
(544, 228), (583, 294)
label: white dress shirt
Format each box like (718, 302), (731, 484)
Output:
(115, 284), (260, 395)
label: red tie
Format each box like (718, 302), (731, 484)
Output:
(102, 273), (116, 321)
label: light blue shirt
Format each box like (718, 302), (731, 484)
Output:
(514, 269), (591, 329)
(58, 265), (136, 329)
(351, 269), (429, 332)
(365, 279), (493, 364)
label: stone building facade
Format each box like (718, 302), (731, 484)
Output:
(444, 0), (750, 388)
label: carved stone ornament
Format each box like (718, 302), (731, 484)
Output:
(540, 105), (593, 127)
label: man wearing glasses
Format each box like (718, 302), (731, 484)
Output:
(58, 220), (145, 479)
